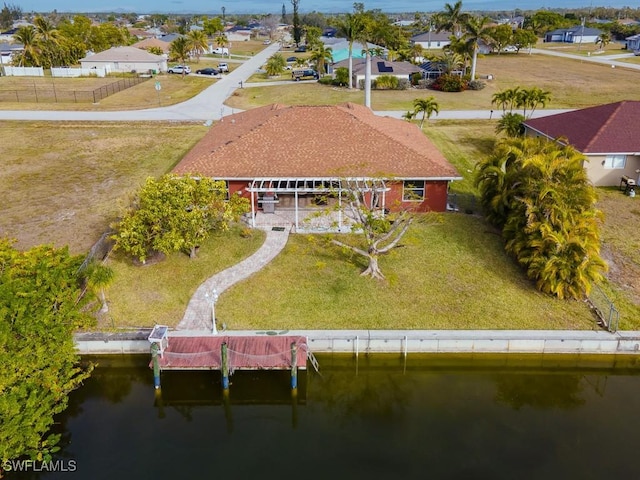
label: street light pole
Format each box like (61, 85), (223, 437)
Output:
(205, 288), (219, 335)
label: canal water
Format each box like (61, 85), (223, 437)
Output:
(25, 354), (640, 479)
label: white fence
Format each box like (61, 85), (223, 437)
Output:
(51, 66), (111, 78)
(2, 66), (44, 76)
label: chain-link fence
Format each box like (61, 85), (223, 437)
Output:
(0, 76), (150, 104)
(586, 284), (620, 332)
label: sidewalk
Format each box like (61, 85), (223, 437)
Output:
(176, 226), (291, 331)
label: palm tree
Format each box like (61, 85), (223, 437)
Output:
(309, 44), (333, 75)
(187, 29), (209, 63)
(413, 97), (439, 129)
(12, 25), (40, 66)
(521, 87), (551, 118)
(265, 53), (286, 76)
(169, 36), (191, 76)
(462, 15), (492, 80)
(215, 34), (228, 55)
(491, 89), (510, 113)
(33, 16), (61, 68)
(85, 261), (115, 314)
(596, 32), (610, 51)
(434, 0), (467, 38)
(495, 112), (525, 137)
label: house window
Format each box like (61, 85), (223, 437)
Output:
(604, 155), (626, 169)
(403, 180), (425, 201)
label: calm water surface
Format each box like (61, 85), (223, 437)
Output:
(28, 354), (640, 479)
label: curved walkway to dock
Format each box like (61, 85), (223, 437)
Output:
(176, 227), (291, 331)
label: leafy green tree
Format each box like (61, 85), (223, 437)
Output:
(266, 52), (286, 76)
(335, 66), (349, 85)
(304, 25), (322, 49)
(203, 17), (224, 36)
(512, 28), (538, 52)
(309, 43), (333, 75)
(291, 0), (302, 45)
(475, 137), (606, 300)
(488, 23), (513, 53)
(413, 96), (439, 128)
(0, 3), (21, 30)
(112, 174), (250, 263)
(146, 46), (164, 56)
(0, 239), (94, 464)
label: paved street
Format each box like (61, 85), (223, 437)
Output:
(0, 46), (636, 122)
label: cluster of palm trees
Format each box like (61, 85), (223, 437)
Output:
(475, 137), (606, 300)
(12, 16), (130, 68)
(404, 97), (440, 129)
(492, 86), (552, 137)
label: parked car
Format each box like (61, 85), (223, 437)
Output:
(286, 56), (297, 63)
(263, 39), (272, 45)
(212, 47), (229, 55)
(294, 45), (307, 52)
(635, 49), (640, 56)
(196, 67), (220, 75)
(292, 68), (319, 81)
(168, 65), (191, 74)
(503, 45), (518, 53)
(218, 62), (229, 72)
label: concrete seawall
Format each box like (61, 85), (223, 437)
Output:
(75, 329), (640, 356)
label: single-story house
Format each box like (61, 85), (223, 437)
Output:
(332, 56), (421, 87)
(544, 26), (602, 43)
(0, 41), (22, 65)
(225, 26), (252, 42)
(172, 103), (461, 231)
(523, 101), (640, 187)
(411, 31), (453, 50)
(131, 37), (170, 54)
(80, 46), (167, 73)
(626, 34), (640, 51)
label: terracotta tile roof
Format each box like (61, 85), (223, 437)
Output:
(173, 103), (459, 179)
(524, 101), (640, 154)
(132, 37), (171, 53)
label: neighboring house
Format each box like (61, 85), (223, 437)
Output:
(128, 28), (154, 40)
(80, 46), (167, 73)
(626, 34), (640, 51)
(158, 33), (182, 44)
(332, 56), (421, 87)
(132, 37), (170, 54)
(411, 31), (453, 50)
(0, 41), (23, 65)
(544, 26), (602, 43)
(523, 101), (640, 187)
(225, 26), (252, 42)
(172, 103), (461, 230)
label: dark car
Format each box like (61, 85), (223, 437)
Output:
(196, 67), (220, 75)
(286, 56), (297, 63)
(294, 45), (307, 52)
(292, 68), (319, 81)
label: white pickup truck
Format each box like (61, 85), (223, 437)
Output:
(211, 47), (229, 55)
(218, 62), (229, 73)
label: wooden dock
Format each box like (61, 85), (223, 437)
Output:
(155, 335), (308, 371)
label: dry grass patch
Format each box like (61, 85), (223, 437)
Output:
(0, 121), (208, 253)
(0, 74), (214, 110)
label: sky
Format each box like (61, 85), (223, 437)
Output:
(17, 0), (632, 15)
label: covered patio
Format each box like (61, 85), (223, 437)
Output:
(245, 177), (389, 232)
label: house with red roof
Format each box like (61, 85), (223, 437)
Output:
(172, 103), (461, 230)
(523, 101), (640, 187)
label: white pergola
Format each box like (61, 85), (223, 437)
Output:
(245, 177), (389, 230)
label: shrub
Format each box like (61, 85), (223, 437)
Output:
(318, 76), (334, 85)
(467, 80), (486, 90)
(431, 73), (468, 92)
(373, 75), (399, 90)
(335, 67), (349, 86)
(410, 72), (422, 85)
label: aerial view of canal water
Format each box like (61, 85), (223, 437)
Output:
(19, 353), (640, 479)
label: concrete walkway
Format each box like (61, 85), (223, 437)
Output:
(176, 226), (291, 331)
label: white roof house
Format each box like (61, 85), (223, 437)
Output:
(80, 46), (167, 73)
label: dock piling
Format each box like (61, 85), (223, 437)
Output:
(291, 342), (298, 390)
(151, 343), (161, 389)
(221, 342), (229, 390)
